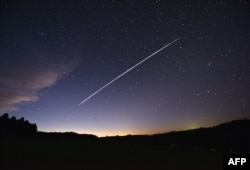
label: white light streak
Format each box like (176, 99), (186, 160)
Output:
(79, 38), (180, 106)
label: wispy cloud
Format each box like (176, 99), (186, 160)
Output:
(0, 58), (81, 113)
(0, 87), (38, 112)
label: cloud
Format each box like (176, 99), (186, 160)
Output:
(0, 32), (83, 113)
(0, 57), (81, 113)
(0, 87), (38, 112)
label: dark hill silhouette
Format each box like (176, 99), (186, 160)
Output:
(1, 113), (249, 151)
(150, 119), (250, 152)
(1, 113), (249, 170)
(98, 119), (250, 152)
(37, 131), (98, 140)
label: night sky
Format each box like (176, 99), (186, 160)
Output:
(1, 1), (249, 137)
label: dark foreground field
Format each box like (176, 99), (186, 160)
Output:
(1, 119), (250, 170)
(1, 137), (222, 170)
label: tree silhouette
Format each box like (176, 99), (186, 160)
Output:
(0, 113), (37, 138)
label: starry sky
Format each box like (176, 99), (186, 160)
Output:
(1, 0), (249, 137)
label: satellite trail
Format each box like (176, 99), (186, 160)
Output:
(79, 38), (180, 106)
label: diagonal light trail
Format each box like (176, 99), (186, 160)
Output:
(79, 37), (180, 106)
